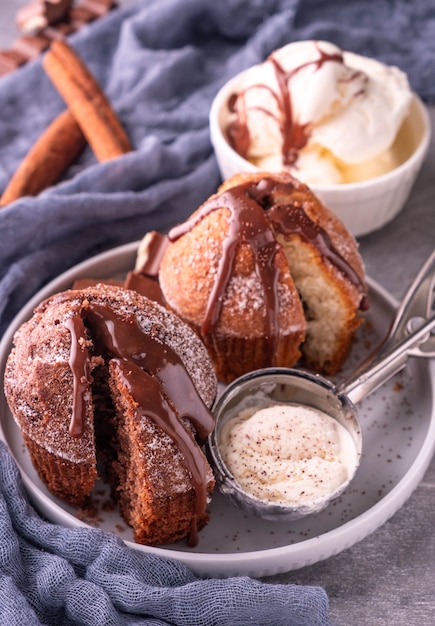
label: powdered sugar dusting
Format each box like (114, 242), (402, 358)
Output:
(4, 284), (217, 467)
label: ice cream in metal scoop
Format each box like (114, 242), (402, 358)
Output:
(208, 253), (435, 521)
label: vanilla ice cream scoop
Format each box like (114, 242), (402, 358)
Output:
(220, 404), (357, 506)
(226, 40), (413, 185)
(209, 368), (362, 521)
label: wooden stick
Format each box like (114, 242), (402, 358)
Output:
(42, 39), (132, 161)
(0, 109), (86, 207)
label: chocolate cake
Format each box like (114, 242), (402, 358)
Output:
(4, 284), (217, 546)
(159, 172), (369, 382)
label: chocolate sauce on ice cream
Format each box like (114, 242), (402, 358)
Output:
(225, 41), (412, 185)
(227, 43), (351, 166)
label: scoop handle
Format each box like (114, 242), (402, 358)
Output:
(379, 250), (435, 358)
(341, 315), (435, 405)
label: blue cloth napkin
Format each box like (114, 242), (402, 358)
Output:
(0, 0), (434, 623)
(0, 441), (331, 626)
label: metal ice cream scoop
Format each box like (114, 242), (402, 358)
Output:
(208, 251), (435, 521)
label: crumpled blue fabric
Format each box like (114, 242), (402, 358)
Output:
(0, 0), (434, 336)
(0, 0), (434, 623)
(0, 441), (332, 626)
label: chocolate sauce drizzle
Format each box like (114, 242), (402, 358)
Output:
(170, 187), (282, 363)
(169, 178), (369, 361)
(227, 43), (361, 167)
(64, 314), (93, 438)
(65, 301), (214, 546)
(253, 178), (370, 310)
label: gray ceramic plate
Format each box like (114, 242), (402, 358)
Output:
(1, 242), (434, 577)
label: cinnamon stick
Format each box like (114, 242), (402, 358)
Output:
(42, 39), (132, 161)
(0, 109), (86, 207)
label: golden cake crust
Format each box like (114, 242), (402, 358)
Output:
(159, 171), (368, 380)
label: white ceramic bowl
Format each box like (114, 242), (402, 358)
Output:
(210, 70), (431, 238)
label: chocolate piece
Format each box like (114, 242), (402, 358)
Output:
(125, 232), (169, 305)
(71, 277), (125, 289)
(135, 231), (169, 278)
(2, 0), (118, 78)
(76, 0), (117, 17)
(68, 5), (99, 28)
(124, 271), (166, 306)
(12, 34), (51, 60)
(0, 49), (27, 77)
(17, 0), (73, 34)
(43, 22), (76, 40)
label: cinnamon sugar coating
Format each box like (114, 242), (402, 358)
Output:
(4, 284), (216, 545)
(159, 172), (368, 381)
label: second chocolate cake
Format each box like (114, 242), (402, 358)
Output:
(4, 284), (217, 546)
(159, 172), (369, 382)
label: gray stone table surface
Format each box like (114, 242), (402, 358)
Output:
(1, 1), (435, 625)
